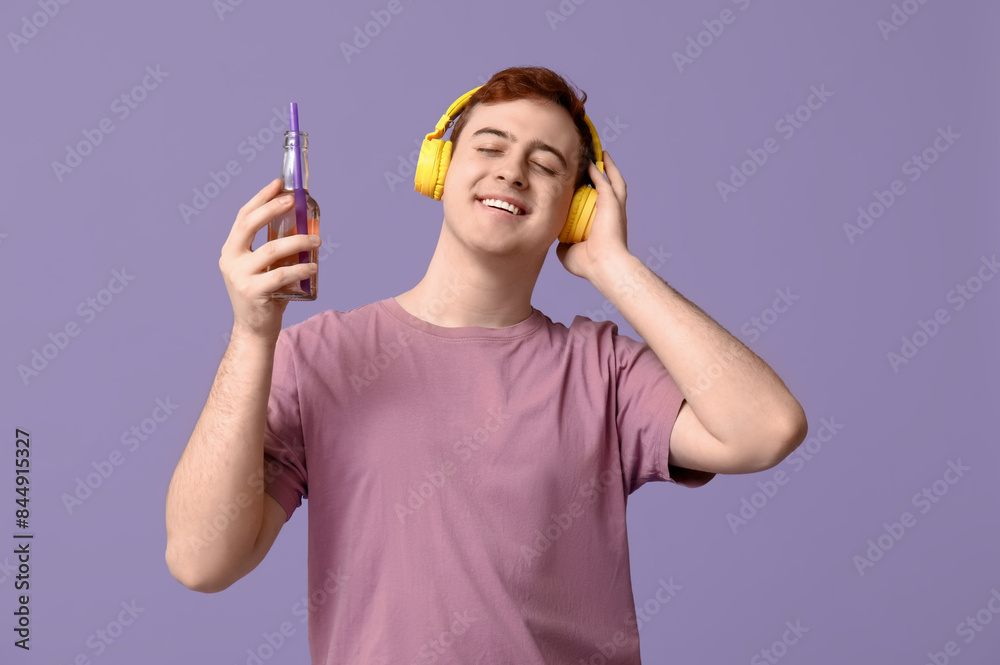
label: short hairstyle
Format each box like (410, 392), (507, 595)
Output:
(448, 66), (595, 189)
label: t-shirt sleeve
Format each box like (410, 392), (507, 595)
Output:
(262, 329), (308, 522)
(611, 325), (716, 494)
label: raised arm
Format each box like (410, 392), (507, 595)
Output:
(165, 179), (320, 592)
(557, 153), (807, 475)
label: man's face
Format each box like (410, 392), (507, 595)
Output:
(440, 98), (582, 256)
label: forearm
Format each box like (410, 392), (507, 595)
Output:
(164, 327), (277, 589)
(592, 252), (805, 448)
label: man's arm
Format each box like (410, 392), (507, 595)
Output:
(165, 179), (318, 591)
(164, 331), (288, 592)
(557, 153), (807, 475)
(592, 252), (807, 474)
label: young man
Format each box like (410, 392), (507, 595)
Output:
(166, 67), (807, 664)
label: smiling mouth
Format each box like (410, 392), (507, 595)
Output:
(478, 198), (525, 216)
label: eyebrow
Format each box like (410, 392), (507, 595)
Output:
(469, 127), (569, 171)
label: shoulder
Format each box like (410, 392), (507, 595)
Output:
(539, 309), (619, 341)
(285, 299), (386, 333)
(560, 312), (649, 358)
(277, 299), (387, 352)
(532, 310), (651, 376)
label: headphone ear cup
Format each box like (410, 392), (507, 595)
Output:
(414, 138), (452, 200)
(559, 185), (598, 244)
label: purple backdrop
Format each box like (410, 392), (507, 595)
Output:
(3, 0), (999, 663)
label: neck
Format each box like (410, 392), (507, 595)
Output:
(394, 221), (545, 328)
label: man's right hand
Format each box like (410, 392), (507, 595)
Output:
(219, 178), (321, 343)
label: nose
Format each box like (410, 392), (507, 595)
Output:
(494, 154), (527, 188)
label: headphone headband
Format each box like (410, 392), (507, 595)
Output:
(425, 86), (483, 143)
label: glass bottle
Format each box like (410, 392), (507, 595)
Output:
(268, 131), (320, 300)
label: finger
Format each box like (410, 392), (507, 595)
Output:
(226, 179), (281, 244)
(242, 194), (297, 242)
(601, 151), (627, 203)
(246, 233), (320, 275)
(226, 192), (295, 255)
(589, 158), (623, 210)
(588, 159), (610, 194)
(238, 178), (283, 219)
(254, 262), (318, 297)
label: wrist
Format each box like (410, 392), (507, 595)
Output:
(230, 322), (281, 350)
(591, 251), (644, 300)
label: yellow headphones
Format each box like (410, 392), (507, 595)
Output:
(414, 85), (605, 244)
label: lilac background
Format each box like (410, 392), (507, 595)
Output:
(3, 0), (999, 663)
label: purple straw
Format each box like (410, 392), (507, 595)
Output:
(289, 102), (310, 293)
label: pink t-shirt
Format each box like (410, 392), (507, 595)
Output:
(263, 297), (715, 664)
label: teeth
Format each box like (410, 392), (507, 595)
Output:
(481, 198), (522, 215)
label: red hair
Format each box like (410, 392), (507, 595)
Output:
(448, 66), (595, 188)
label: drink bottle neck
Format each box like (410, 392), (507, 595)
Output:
(281, 131), (309, 191)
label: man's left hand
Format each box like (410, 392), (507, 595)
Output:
(556, 150), (631, 281)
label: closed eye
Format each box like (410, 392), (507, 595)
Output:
(476, 148), (557, 176)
